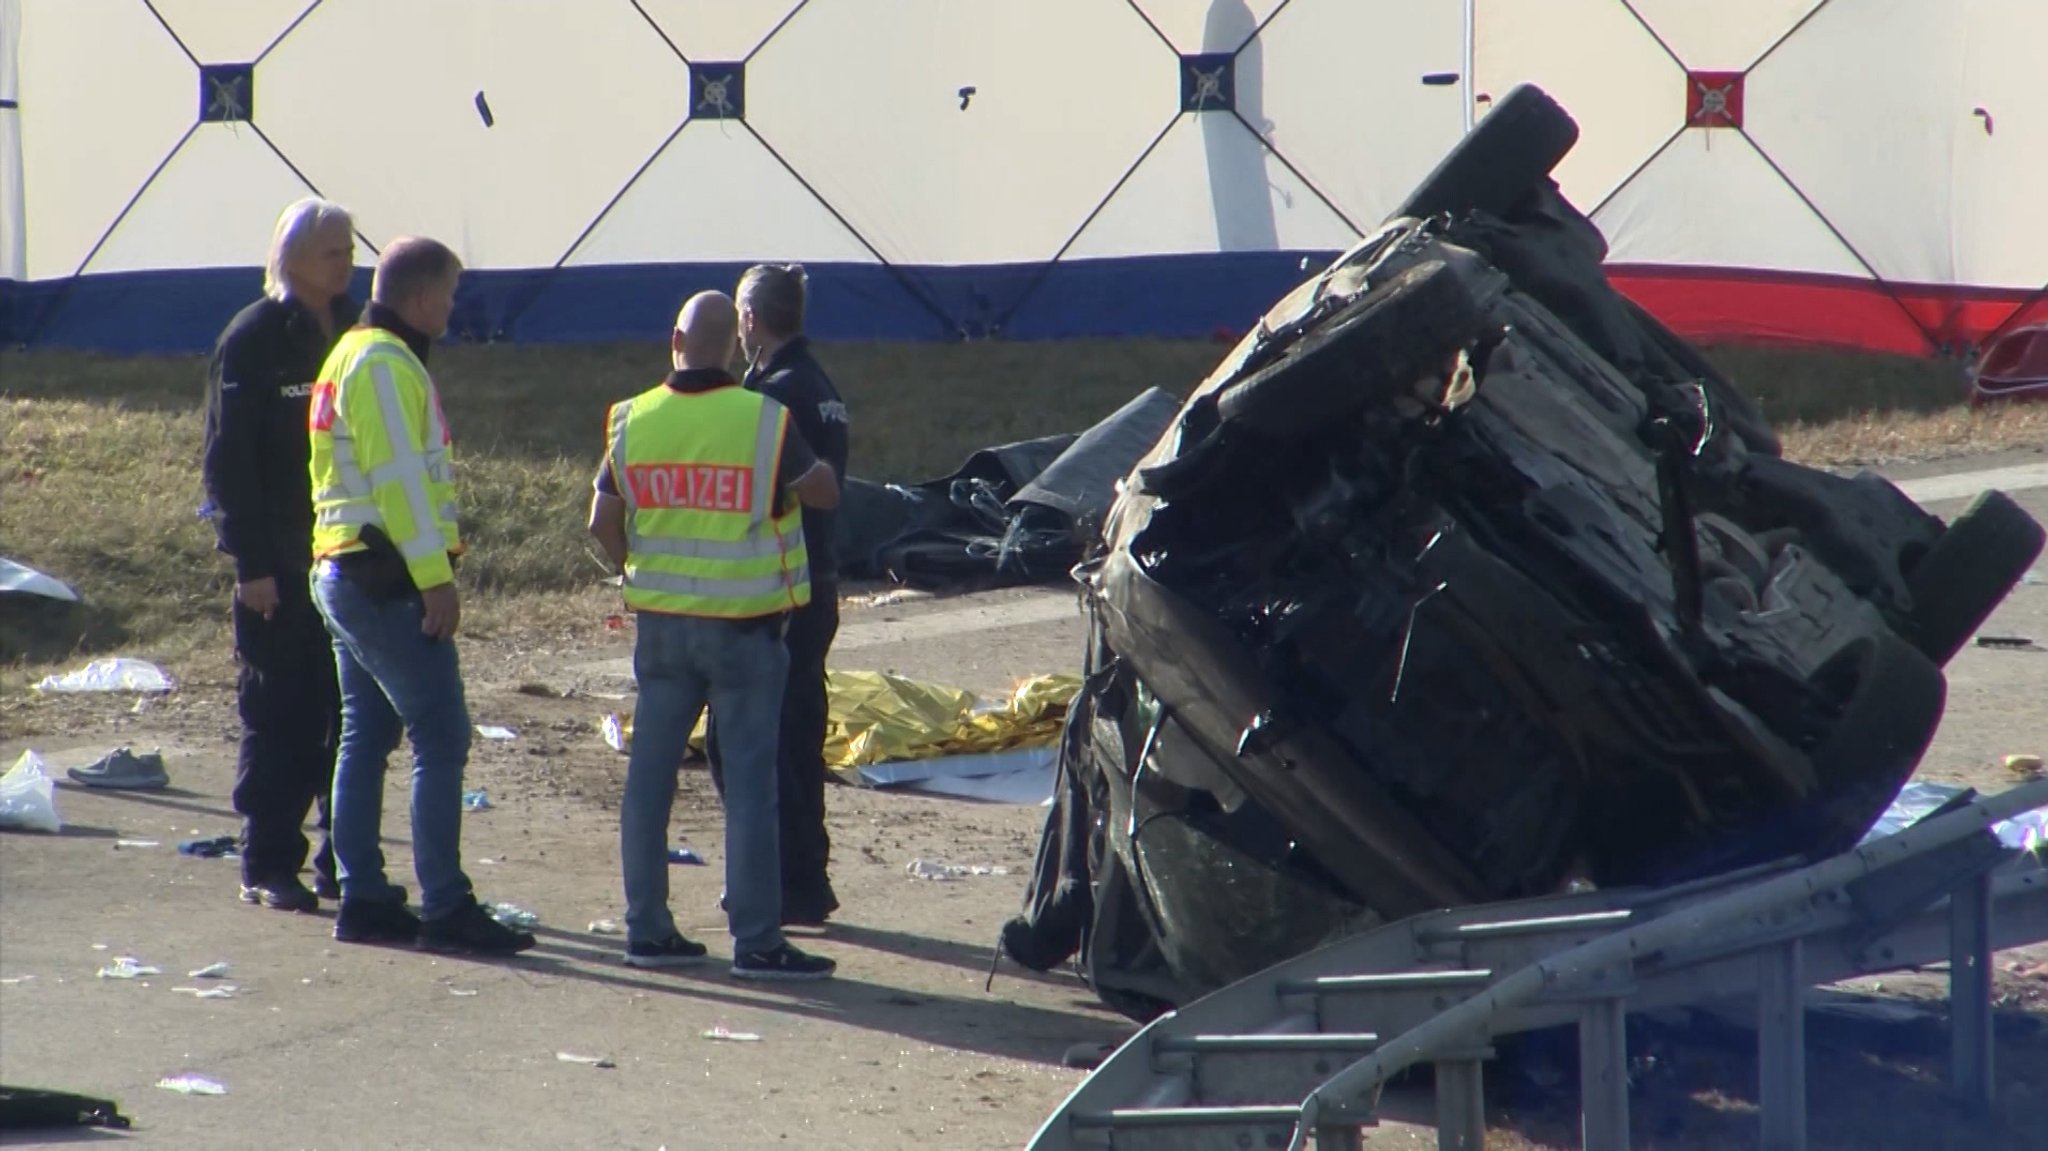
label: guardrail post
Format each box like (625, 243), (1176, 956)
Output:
(1435, 1055), (1487, 1150)
(1757, 939), (1806, 1151)
(1580, 997), (1629, 1151)
(1950, 870), (1995, 1114)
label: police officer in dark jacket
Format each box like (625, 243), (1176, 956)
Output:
(200, 198), (361, 911)
(712, 263), (851, 925)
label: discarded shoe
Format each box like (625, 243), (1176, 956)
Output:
(66, 748), (168, 790)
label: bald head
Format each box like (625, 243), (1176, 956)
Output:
(672, 291), (738, 370)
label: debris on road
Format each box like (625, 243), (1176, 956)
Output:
(33, 658), (174, 695)
(66, 747), (169, 791)
(1976, 633), (2043, 651)
(0, 751), (63, 833)
(601, 713), (631, 754)
(0, 557), (79, 603)
(475, 725), (518, 740)
(187, 963), (230, 979)
(177, 836), (238, 859)
(155, 1075), (226, 1096)
(554, 1052), (616, 1068)
(2004, 753), (2044, 778)
(486, 902), (539, 930)
(96, 957), (160, 980)
(906, 858), (1008, 881)
(461, 789), (493, 812)
(113, 839), (161, 849)
(667, 846), (704, 866)
(449, 988), (480, 997)
(702, 1027), (762, 1042)
(587, 919), (622, 935)
(171, 986), (237, 999)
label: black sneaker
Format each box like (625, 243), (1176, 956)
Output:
(334, 898), (422, 944)
(782, 887), (840, 928)
(418, 897), (537, 956)
(623, 934), (709, 969)
(312, 872), (342, 901)
(731, 942), (835, 982)
(240, 878), (319, 913)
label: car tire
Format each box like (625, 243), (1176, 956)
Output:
(1901, 490), (2048, 664)
(1800, 632), (1947, 856)
(1391, 83), (1580, 223)
(1214, 259), (1491, 439)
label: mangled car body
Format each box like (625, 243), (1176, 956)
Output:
(1000, 86), (2046, 1020)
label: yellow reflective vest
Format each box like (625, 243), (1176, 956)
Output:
(308, 327), (462, 590)
(604, 382), (811, 619)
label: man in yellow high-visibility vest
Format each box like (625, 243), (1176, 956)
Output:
(588, 290), (840, 980)
(308, 236), (535, 958)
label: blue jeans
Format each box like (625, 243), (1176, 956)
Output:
(310, 566), (474, 920)
(623, 612), (790, 954)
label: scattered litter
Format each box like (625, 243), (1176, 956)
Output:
(449, 988), (480, 997)
(587, 919), (622, 935)
(667, 846), (705, 866)
(98, 957), (161, 980)
(114, 838), (161, 849)
(0, 975), (34, 984)
(601, 713), (631, 753)
(555, 1052), (616, 1068)
(172, 986), (238, 999)
(156, 1075), (226, 1096)
(702, 1027), (762, 1042)
(0, 557), (80, 602)
(485, 902), (539, 930)
(1864, 780), (2048, 857)
(905, 858), (1009, 881)
(2007, 754), (2046, 779)
(1975, 634), (2042, 651)
(91, 944), (108, 951)
(34, 658), (174, 695)
(461, 789), (493, 812)
(67, 747), (170, 791)
(187, 963), (231, 979)
(2024, 570), (2045, 587)
(178, 836), (239, 859)
(0, 750), (64, 833)
(476, 725), (518, 741)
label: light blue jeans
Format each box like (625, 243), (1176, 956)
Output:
(623, 611), (790, 955)
(310, 566), (475, 920)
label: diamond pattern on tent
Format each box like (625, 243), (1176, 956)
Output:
(563, 122), (875, 267)
(1127, 0), (1285, 54)
(1473, 0), (1686, 212)
(746, 0), (1175, 267)
(257, 0), (688, 269)
(146, 0), (316, 64)
(1255, 0), (1465, 229)
(1744, 0), (1976, 290)
(1622, 0), (1825, 71)
(17, 0), (193, 279)
(82, 123), (318, 274)
(1593, 132), (1865, 278)
(1065, 113), (1357, 259)
(633, 0), (803, 62)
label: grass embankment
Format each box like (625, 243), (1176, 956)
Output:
(3, 338), (2037, 673)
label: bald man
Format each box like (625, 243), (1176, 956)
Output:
(589, 291), (840, 980)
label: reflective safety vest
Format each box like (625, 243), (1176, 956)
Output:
(308, 327), (462, 590)
(605, 383), (811, 619)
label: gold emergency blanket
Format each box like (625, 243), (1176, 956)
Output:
(608, 671), (1084, 776)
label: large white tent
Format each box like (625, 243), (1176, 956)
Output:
(1, 0), (2042, 354)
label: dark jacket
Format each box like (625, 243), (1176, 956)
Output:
(744, 337), (850, 585)
(201, 294), (361, 582)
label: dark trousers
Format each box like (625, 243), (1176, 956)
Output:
(709, 586), (838, 896)
(230, 568), (339, 887)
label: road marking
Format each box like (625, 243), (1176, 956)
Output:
(1896, 462), (2048, 507)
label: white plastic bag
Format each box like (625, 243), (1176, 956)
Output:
(33, 657), (175, 694)
(0, 750), (63, 833)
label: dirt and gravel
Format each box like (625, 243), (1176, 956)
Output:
(2, 476), (2045, 1149)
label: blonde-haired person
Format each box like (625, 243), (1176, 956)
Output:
(198, 196), (360, 911)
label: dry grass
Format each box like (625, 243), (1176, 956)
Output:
(1, 336), (2035, 676)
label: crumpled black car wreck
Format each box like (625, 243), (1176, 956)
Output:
(999, 85), (2047, 1021)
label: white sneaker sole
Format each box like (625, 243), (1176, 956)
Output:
(729, 966), (835, 982)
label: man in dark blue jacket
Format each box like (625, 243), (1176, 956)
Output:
(200, 197), (361, 912)
(711, 263), (851, 925)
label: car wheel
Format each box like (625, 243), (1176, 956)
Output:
(1391, 83), (1580, 223)
(1801, 632), (1947, 856)
(1214, 259), (1492, 439)
(1900, 490), (2047, 664)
